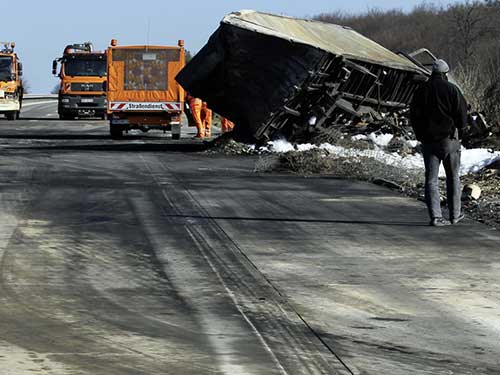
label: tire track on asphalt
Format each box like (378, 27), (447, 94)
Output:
(141, 154), (354, 375)
(139, 155), (284, 375)
(0, 152), (221, 374)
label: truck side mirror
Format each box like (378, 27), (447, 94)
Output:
(52, 60), (58, 75)
(17, 62), (23, 77)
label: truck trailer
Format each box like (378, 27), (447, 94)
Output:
(176, 10), (431, 143)
(106, 39), (186, 139)
(0, 42), (23, 120)
(52, 42), (107, 119)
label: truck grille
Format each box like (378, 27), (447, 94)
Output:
(71, 82), (105, 92)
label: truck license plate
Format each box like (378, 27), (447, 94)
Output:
(81, 98), (94, 103)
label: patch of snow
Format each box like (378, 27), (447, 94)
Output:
(460, 148), (500, 175)
(296, 143), (316, 152)
(406, 140), (419, 148)
(318, 143), (424, 171)
(264, 139), (500, 177)
(352, 135), (368, 141)
(368, 133), (393, 147)
(268, 139), (295, 153)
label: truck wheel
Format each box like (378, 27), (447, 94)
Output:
(15, 111), (20, 120)
(171, 123), (181, 140)
(6, 112), (16, 121)
(110, 125), (123, 139)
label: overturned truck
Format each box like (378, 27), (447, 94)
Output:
(176, 10), (432, 143)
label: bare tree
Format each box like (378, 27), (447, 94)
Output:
(447, 1), (496, 68)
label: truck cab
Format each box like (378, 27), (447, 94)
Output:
(0, 42), (23, 121)
(53, 42), (107, 119)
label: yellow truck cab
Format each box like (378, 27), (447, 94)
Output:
(0, 42), (23, 121)
(106, 39), (185, 139)
(52, 42), (107, 120)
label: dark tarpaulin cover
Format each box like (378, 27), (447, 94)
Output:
(176, 21), (326, 139)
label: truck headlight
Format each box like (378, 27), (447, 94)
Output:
(61, 98), (70, 103)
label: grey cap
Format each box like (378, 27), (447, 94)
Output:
(432, 59), (450, 74)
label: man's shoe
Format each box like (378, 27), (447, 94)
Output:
(450, 213), (465, 225)
(430, 217), (451, 227)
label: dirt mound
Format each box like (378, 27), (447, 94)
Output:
(205, 132), (256, 155)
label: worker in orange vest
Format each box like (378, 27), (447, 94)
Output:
(201, 102), (212, 138)
(221, 117), (235, 133)
(186, 95), (204, 138)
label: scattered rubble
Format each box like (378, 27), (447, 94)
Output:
(253, 146), (424, 194)
(462, 184), (482, 201)
(205, 132), (256, 155)
(461, 163), (500, 227)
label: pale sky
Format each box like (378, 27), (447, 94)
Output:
(2, 0), (462, 93)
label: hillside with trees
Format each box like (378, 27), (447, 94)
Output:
(314, 0), (500, 126)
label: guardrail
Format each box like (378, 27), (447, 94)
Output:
(23, 94), (58, 101)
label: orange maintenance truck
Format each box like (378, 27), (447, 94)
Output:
(106, 39), (185, 139)
(52, 42), (107, 119)
(0, 42), (23, 120)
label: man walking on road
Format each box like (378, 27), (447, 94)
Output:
(410, 59), (468, 227)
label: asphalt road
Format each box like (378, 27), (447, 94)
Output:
(0, 101), (499, 375)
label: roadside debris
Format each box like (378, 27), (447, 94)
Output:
(462, 183), (482, 201)
(205, 132), (256, 155)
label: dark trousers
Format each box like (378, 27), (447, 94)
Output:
(422, 138), (462, 220)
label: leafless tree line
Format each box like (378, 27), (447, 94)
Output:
(315, 0), (500, 124)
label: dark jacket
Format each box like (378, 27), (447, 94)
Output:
(410, 73), (468, 143)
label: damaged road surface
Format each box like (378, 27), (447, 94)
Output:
(1, 101), (500, 374)
(176, 10), (430, 143)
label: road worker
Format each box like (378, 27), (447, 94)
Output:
(186, 94), (204, 138)
(201, 102), (212, 138)
(220, 117), (235, 133)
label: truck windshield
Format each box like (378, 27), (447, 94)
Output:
(64, 56), (106, 77)
(0, 56), (13, 81)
